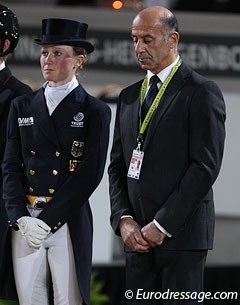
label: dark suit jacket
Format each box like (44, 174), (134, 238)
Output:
(109, 62), (226, 251)
(0, 65), (32, 178)
(1, 85), (111, 305)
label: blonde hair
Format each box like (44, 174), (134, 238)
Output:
(72, 46), (88, 70)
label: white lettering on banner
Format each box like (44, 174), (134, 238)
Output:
(179, 43), (240, 71)
(9, 29), (240, 76)
(89, 39), (137, 65)
(103, 40), (137, 65)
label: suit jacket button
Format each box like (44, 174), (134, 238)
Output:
(49, 188), (55, 194)
(29, 169), (35, 176)
(53, 226), (58, 230)
(30, 150), (36, 156)
(55, 151), (60, 157)
(29, 187), (34, 193)
(52, 170), (58, 176)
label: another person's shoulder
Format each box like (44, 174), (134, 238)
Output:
(183, 64), (225, 110)
(12, 88), (39, 108)
(7, 76), (33, 97)
(184, 62), (220, 89)
(116, 79), (144, 104)
(192, 70), (224, 98)
(122, 79), (143, 93)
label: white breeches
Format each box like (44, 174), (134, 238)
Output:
(12, 223), (82, 305)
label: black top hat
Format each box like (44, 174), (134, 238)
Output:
(34, 18), (94, 54)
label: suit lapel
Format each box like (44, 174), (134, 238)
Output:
(131, 97), (140, 144)
(143, 63), (191, 149)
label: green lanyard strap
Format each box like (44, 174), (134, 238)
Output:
(137, 58), (182, 144)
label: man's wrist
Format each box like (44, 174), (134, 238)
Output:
(153, 219), (172, 238)
(119, 216), (134, 230)
(120, 215), (133, 219)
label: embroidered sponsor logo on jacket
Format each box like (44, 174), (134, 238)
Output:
(71, 112), (84, 127)
(18, 117), (34, 126)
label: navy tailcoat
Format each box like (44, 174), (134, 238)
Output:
(1, 84), (111, 305)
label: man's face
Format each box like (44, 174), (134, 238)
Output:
(131, 17), (174, 74)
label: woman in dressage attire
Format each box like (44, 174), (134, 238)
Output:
(1, 18), (111, 305)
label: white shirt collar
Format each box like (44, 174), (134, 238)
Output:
(0, 61), (6, 71)
(44, 75), (79, 91)
(44, 76), (79, 116)
(147, 55), (180, 85)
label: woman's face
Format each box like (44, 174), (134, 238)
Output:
(40, 44), (83, 87)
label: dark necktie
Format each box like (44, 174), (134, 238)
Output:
(141, 74), (159, 122)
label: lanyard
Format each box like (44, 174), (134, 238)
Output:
(137, 58), (182, 146)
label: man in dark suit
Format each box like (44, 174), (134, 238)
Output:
(108, 6), (225, 304)
(0, 4), (32, 299)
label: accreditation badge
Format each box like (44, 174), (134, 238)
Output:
(127, 149), (144, 180)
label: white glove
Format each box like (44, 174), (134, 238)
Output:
(17, 216), (51, 249)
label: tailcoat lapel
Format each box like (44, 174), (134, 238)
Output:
(29, 85), (87, 146)
(29, 88), (59, 146)
(50, 85), (87, 127)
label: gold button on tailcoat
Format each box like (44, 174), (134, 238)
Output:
(49, 188), (55, 194)
(55, 151), (60, 157)
(52, 170), (58, 176)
